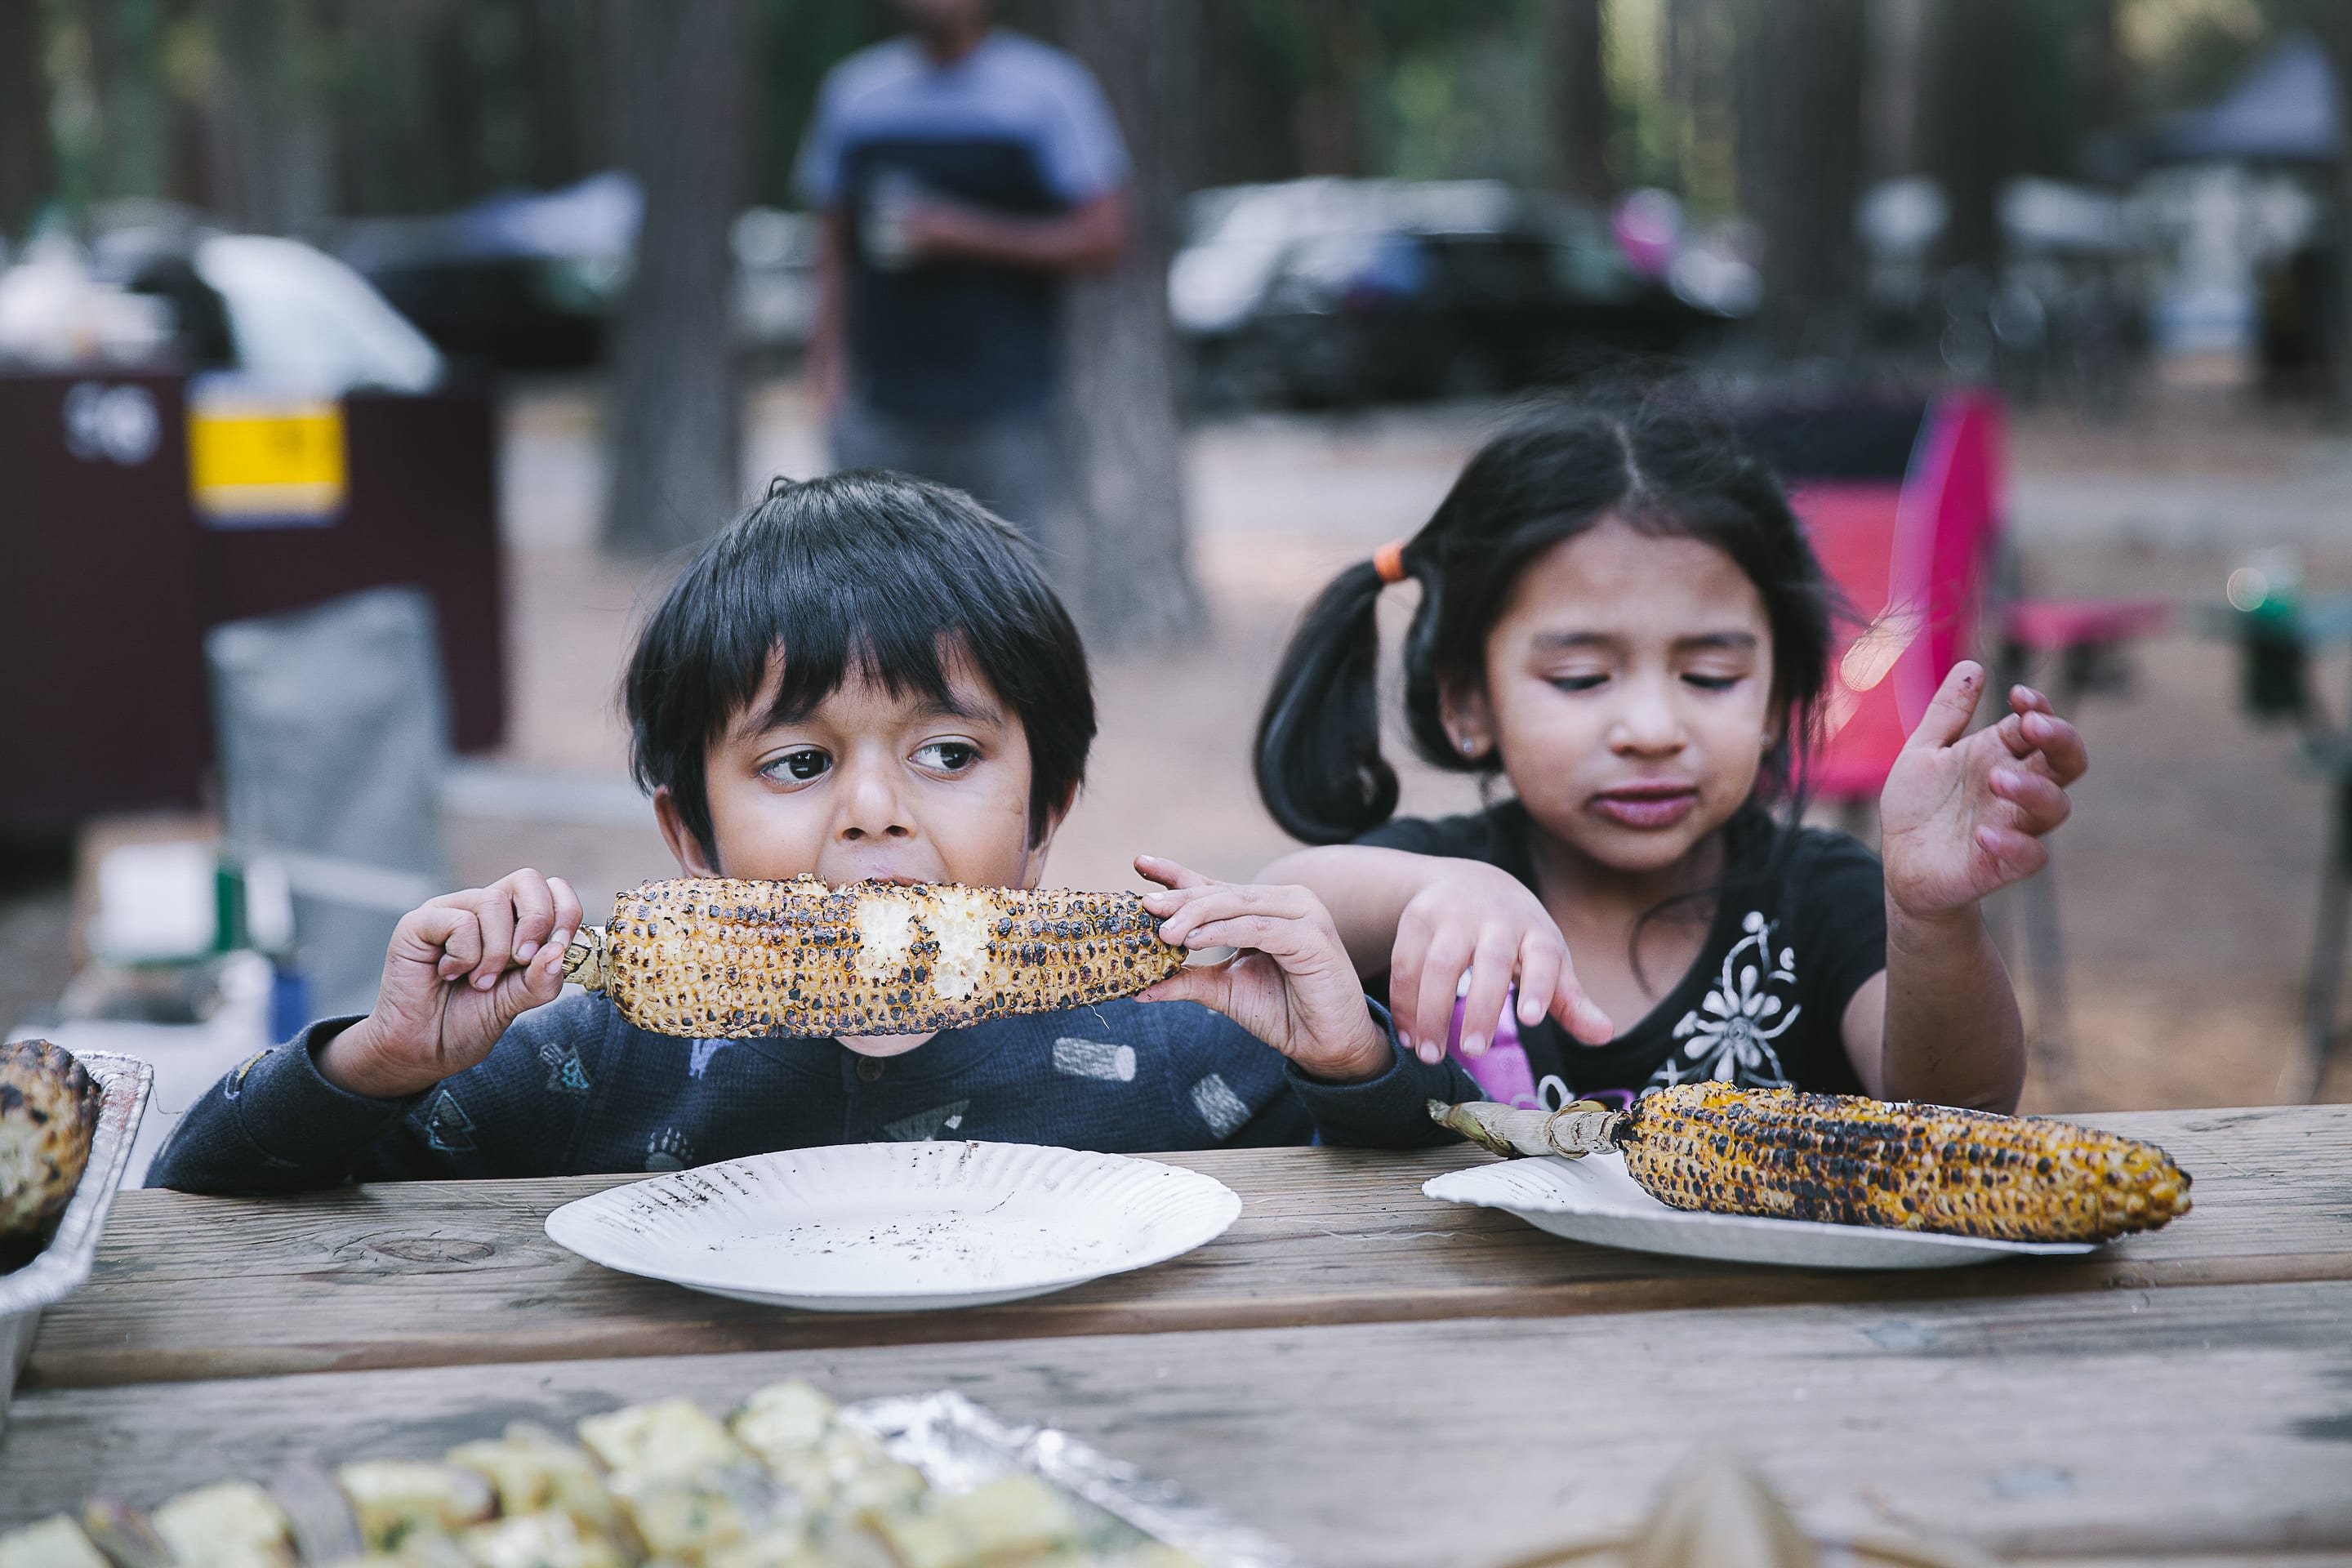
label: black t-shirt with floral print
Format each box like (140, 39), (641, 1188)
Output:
(1356, 801), (1886, 1111)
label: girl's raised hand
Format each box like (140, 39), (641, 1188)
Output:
(1390, 861), (1615, 1065)
(1880, 662), (2087, 920)
(1134, 856), (1393, 1084)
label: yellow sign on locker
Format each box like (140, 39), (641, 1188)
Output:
(188, 394), (346, 523)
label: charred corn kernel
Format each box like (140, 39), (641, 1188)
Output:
(563, 876), (1186, 1040)
(1622, 1084), (2191, 1243)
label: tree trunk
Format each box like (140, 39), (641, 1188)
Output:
(1045, 0), (1205, 652)
(1923, 0), (2014, 276)
(201, 0), (337, 233)
(0, 0), (51, 240)
(603, 0), (749, 555)
(1546, 0), (1614, 205)
(1731, 0), (1869, 357)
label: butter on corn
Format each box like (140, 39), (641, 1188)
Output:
(563, 876), (1186, 1039)
(1434, 1082), (2192, 1244)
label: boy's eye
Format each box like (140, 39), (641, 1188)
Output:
(915, 742), (980, 773)
(764, 749), (831, 782)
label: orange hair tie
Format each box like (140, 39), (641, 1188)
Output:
(1373, 540), (1409, 585)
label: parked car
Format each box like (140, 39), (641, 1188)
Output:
(1171, 178), (1748, 409)
(334, 172), (818, 372)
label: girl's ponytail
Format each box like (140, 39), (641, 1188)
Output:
(1254, 558), (1397, 844)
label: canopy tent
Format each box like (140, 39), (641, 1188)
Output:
(2145, 33), (2344, 167)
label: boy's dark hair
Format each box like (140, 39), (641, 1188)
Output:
(626, 471), (1095, 867)
(1254, 394), (1836, 845)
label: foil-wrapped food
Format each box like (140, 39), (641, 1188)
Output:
(0, 1040), (102, 1246)
(0, 1383), (1231, 1568)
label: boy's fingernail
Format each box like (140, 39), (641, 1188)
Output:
(515, 940), (539, 962)
(474, 973), (497, 991)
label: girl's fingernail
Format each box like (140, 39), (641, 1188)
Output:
(1418, 1042), (1442, 1065)
(474, 973), (497, 991)
(1396, 1032), (1414, 1056)
(515, 940), (539, 962)
(1463, 1033), (1486, 1058)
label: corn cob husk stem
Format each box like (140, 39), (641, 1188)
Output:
(560, 875), (1186, 1040)
(1427, 1098), (1623, 1160)
(1431, 1084), (2191, 1244)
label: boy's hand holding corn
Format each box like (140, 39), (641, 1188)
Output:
(318, 869), (582, 1099)
(1134, 857), (1394, 1084)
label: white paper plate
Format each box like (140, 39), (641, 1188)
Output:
(546, 1143), (1241, 1311)
(1423, 1153), (2101, 1270)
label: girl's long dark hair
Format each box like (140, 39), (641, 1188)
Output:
(1254, 396), (1836, 846)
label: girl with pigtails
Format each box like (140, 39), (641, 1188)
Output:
(1252, 399), (2087, 1117)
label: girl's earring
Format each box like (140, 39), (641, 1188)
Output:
(1461, 737), (1478, 756)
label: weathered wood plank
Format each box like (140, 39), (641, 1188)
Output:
(26, 1106), (2350, 1388)
(5, 1283), (2347, 1565)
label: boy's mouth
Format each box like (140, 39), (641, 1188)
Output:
(1587, 783), (1699, 831)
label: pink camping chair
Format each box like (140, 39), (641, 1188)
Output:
(1745, 391), (2168, 1089)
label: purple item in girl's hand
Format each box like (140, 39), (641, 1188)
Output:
(1446, 982), (1543, 1108)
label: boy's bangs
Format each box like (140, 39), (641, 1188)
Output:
(752, 590), (972, 735)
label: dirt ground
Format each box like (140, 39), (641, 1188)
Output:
(14, 378), (2352, 1114)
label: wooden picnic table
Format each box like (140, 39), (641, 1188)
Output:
(4, 1103), (2348, 1565)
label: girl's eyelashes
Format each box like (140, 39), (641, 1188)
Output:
(760, 747), (831, 784)
(1682, 672), (1745, 692)
(1546, 672), (1609, 693)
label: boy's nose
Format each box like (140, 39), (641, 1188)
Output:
(834, 754), (915, 840)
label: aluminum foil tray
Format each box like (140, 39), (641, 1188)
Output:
(844, 1390), (1303, 1568)
(0, 1050), (154, 1432)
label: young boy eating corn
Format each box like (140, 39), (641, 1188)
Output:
(153, 473), (1476, 1192)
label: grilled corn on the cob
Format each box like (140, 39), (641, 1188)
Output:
(1432, 1083), (2191, 1243)
(561, 875), (1187, 1039)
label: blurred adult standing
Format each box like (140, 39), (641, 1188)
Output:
(797, 0), (1131, 547)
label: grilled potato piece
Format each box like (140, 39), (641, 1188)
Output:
(150, 1481), (296, 1568)
(577, 1397), (748, 1481)
(871, 1473), (1076, 1568)
(563, 876), (1185, 1039)
(0, 1041), (100, 1241)
(333, 1460), (494, 1550)
(0, 1517), (109, 1568)
(457, 1512), (628, 1568)
(445, 1424), (617, 1533)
